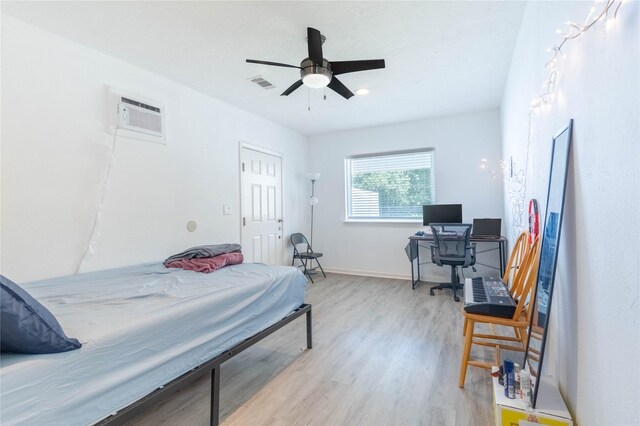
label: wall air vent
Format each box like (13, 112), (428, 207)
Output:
(249, 76), (276, 90)
(108, 87), (166, 144)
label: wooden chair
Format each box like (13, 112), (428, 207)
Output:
(458, 236), (540, 388)
(502, 231), (530, 291)
(496, 231), (532, 344)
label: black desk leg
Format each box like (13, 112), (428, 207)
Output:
(499, 241), (506, 276)
(411, 242), (416, 290)
(417, 242), (421, 282)
(503, 241), (507, 275)
(412, 240), (421, 290)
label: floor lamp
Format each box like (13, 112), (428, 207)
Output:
(307, 172), (320, 248)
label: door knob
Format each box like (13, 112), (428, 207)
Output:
(277, 219), (283, 223)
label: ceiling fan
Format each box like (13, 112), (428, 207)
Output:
(246, 27), (385, 100)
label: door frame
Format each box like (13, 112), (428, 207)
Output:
(238, 140), (285, 265)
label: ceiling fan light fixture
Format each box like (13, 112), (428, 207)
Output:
(300, 59), (332, 88)
(302, 72), (331, 88)
(355, 88), (370, 96)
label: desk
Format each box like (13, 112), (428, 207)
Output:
(408, 234), (507, 290)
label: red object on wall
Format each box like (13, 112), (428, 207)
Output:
(529, 199), (539, 244)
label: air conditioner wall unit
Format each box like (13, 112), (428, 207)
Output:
(108, 87), (166, 143)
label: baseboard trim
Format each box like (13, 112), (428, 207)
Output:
(323, 267), (411, 281)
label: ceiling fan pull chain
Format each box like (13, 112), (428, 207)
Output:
(324, 87), (327, 101)
(308, 87), (311, 112)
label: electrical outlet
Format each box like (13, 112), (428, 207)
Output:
(223, 204), (232, 215)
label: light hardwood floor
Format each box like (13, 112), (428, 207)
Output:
(126, 273), (501, 426)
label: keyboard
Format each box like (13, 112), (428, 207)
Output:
(464, 277), (517, 318)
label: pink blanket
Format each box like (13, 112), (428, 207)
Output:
(165, 252), (244, 273)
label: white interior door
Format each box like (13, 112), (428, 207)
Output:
(240, 147), (283, 265)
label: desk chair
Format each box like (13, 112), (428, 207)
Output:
(428, 223), (476, 302)
(458, 236), (541, 388)
(290, 233), (326, 283)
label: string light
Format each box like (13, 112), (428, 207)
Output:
(502, 0), (623, 234)
(530, 0), (621, 112)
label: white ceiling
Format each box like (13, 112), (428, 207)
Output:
(2, 1), (525, 136)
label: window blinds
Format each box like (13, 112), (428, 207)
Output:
(345, 149), (435, 220)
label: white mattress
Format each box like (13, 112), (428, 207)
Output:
(0, 262), (307, 426)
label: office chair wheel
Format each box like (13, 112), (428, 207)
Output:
(454, 296), (460, 302)
(429, 290), (435, 296)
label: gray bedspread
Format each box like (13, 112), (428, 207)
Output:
(163, 243), (241, 265)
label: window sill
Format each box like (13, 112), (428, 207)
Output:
(344, 219), (422, 225)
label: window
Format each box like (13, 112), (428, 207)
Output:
(345, 149), (435, 221)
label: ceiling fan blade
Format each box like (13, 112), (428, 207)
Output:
(330, 59), (386, 75)
(281, 80), (304, 96)
(307, 27), (324, 64)
(246, 59), (300, 69)
(327, 77), (354, 100)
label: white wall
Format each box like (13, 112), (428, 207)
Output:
(501, 1), (639, 424)
(0, 16), (308, 283)
(308, 110), (504, 279)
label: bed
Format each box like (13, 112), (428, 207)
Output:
(0, 262), (310, 426)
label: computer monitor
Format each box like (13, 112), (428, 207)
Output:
(422, 204), (463, 226)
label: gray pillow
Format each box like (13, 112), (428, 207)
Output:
(0, 275), (81, 354)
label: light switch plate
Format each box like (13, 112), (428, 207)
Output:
(223, 204), (232, 215)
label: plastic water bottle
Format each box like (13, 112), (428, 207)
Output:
(520, 370), (532, 408)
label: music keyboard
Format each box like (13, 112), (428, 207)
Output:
(464, 277), (517, 318)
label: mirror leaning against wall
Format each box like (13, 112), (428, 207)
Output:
(524, 119), (573, 409)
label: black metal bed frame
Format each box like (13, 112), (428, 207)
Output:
(96, 303), (312, 426)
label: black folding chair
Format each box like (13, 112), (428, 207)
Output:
(290, 233), (326, 283)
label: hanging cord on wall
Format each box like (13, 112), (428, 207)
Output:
(75, 128), (119, 274)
